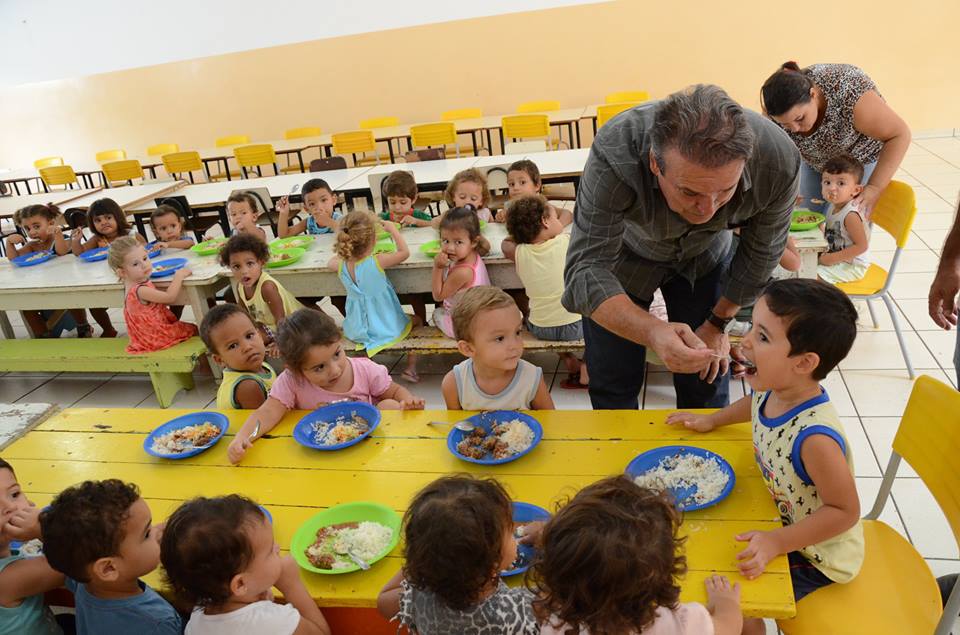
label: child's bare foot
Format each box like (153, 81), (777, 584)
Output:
(400, 368), (420, 384)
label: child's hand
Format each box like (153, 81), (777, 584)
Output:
(5, 234), (24, 248)
(495, 208), (508, 223)
(71, 227), (83, 241)
(517, 520), (545, 546)
(274, 555), (304, 594)
(154, 241), (168, 250)
(383, 220), (400, 236)
(705, 574), (741, 612)
(735, 530), (782, 579)
(1, 505), (41, 542)
(276, 196), (290, 217)
(434, 251), (449, 268)
(173, 267), (192, 281)
(665, 411), (715, 433)
(227, 435), (254, 465)
(265, 342), (280, 358)
(399, 215), (418, 227)
(400, 397), (425, 410)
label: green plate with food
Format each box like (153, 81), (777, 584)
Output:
(291, 501), (401, 574)
(790, 209), (825, 232)
(419, 240), (441, 258)
(265, 247), (305, 268)
(191, 237), (228, 256)
(270, 235), (316, 252)
(374, 237), (396, 254)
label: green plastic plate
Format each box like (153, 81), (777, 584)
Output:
(191, 237), (228, 256)
(419, 240), (441, 258)
(790, 209), (825, 232)
(290, 501), (401, 575)
(264, 247), (305, 268)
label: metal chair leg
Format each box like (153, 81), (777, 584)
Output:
(881, 293), (915, 378)
(866, 298), (880, 328)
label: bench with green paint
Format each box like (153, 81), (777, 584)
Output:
(345, 325), (585, 355)
(0, 337), (207, 408)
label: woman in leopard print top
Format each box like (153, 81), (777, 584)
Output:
(761, 61), (911, 216)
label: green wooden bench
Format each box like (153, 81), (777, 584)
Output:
(0, 337), (207, 408)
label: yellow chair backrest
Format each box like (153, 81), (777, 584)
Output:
(39, 165), (77, 187)
(893, 375), (960, 549)
(33, 156), (63, 169)
(332, 130), (377, 155)
(442, 108), (482, 120)
(410, 122), (457, 148)
(597, 102), (641, 128)
(96, 149), (127, 163)
(102, 159), (143, 183)
(147, 143), (179, 156)
(285, 127), (322, 139)
(162, 151), (203, 174)
(234, 144), (277, 168)
(870, 180), (917, 249)
(359, 117), (399, 129)
(215, 135), (250, 147)
(517, 100), (561, 113)
(502, 114), (551, 140)
(606, 90), (650, 103)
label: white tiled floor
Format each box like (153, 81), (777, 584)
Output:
(4, 137), (960, 629)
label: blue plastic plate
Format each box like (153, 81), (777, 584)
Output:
(150, 257), (188, 278)
(625, 445), (736, 511)
(79, 246), (109, 262)
(143, 412), (229, 459)
(502, 501), (550, 577)
(145, 242), (164, 259)
(447, 411), (543, 465)
(12, 250), (56, 267)
(293, 402), (381, 451)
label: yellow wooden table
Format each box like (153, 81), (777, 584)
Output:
(4, 408), (795, 619)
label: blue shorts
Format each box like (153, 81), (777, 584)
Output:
(789, 551), (834, 601)
(527, 319), (583, 342)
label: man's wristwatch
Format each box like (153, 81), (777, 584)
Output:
(706, 311), (733, 332)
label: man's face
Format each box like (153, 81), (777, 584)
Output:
(649, 147), (743, 225)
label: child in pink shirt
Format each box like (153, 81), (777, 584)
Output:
(531, 476), (743, 635)
(227, 308), (424, 464)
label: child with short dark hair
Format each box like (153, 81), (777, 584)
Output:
(381, 171), (432, 227)
(668, 278), (863, 635)
(200, 304), (274, 409)
(149, 204), (195, 250)
(441, 286), (554, 410)
(225, 192), (267, 241)
(276, 178), (343, 237)
(817, 155), (871, 284)
(531, 476), (743, 635)
(494, 159), (564, 223)
(377, 475), (538, 635)
(160, 495), (331, 635)
(40, 479), (182, 635)
(227, 308), (424, 464)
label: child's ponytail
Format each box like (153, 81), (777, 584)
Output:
(335, 211), (376, 262)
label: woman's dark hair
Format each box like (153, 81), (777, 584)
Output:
(87, 198), (131, 237)
(218, 233), (269, 266)
(438, 206), (490, 256)
(13, 203), (59, 227)
(529, 477), (686, 635)
(276, 308), (342, 374)
(506, 195), (550, 245)
(403, 475), (513, 611)
(761, 61), (815, 117)
(160, 495), (265, 607)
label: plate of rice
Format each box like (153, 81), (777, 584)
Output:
(790, 209), (826, 232)
(502, 501), (550, 577)
(265, 247), (305, 269)
(270, 235), (316, 251)
(291, 501), (401, 575)
(626, 446), (735, 511)
(143, 412), (229, 459)
(447, 411), (543, 465)
(191, 237), (228, 256)
(11, 250), (56, 267)
(293, 402), (381, 451)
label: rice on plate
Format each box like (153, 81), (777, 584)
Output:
(633, 451), (730, 507)
(305, 521), (393, 570)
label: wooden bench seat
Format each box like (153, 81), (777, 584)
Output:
(0, 337), (207, 408)
(345, 325), (585, 355)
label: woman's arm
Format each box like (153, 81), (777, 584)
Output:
(136, 268), (192, 305)
(852, 90), (912, 214)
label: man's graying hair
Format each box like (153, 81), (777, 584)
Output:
(651, 84), (755, 171)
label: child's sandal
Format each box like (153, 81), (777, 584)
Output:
(400, 369), (420, 384)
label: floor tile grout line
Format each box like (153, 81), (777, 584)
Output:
(11, 372), (60, 404)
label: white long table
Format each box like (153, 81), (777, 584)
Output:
(0, 187), (103, 219)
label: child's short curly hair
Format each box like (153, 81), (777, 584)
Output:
(402, 475), (513, 611)
(529, 476), (687, 634)
(40, 479), (142, 582)
(277, 308), (342, 375)
(218, 233), (269, 266)
(506, 195), (550, 245)
(160, 495), (266, 608)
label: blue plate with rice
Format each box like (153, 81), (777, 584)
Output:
(11, 251), (56, 267)
(446, 411), (543, 465)
(293, 402), (381, 451)
(78, 247), (109, 263)
(502, 501), (551, 577)
(625, 445), (735, 512)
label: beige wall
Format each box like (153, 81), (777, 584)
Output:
(1, 0), (956, 168)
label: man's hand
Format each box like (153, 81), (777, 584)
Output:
(694, 321), (730, 383)
(647, 321), (715, 374)
(929, 263), (960, 330)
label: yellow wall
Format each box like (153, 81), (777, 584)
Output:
(1, 0), (956, 168)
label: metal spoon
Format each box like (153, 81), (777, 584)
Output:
(428, 420), (476, 432)
(249, 419), (261, 442)
(336, 548), (370, 570)
(710, 353), (756, 369)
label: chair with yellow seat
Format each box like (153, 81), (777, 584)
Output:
(605, 90), (650, 104)
(833, 180), (917, 378)
(777, 374), (958, 635)
(517, 100), (561, 113)
(441, 109), (483, 155)
(95, 149), (127, 163)
(234, 144), (280, 179)
(331, 130), (381, 167)
(409, 122), (460, 158)
(502, 114), (561, 150)
(33, 157), (64, 169)
(101, 159), (144, 187)
(39, 165), (79, 190)
(597, 101), (641, 128)
(147, 143), (179, 157)
(161, 151), (212, 184)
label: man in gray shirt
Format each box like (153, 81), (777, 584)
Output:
(563, 84), (800, 409)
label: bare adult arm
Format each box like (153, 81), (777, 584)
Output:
(851, 90), (912, 215)
(929, 195), (960, 329)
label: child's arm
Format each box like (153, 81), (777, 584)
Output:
(779, 235), (801, 272)
(530, 374), (555, 409)
(52, 225), (71, 255)
(136, 268), (192, 305)
(278, 196), (308, 238)
(326, 255), (341, 272)
(405, 212), (433, 228)
(501, 238), (517, 262)
(705, 575), (743, 635)
(666, 395), (752, 432)
(441, 371), (462, 409)
(376, 222), (410, 268)
(376, 381), (425, 410)
(377, 569), (404, 620)
(735, 435), (860, 579)
(4, 233), (27, 257)
(0, 556), (65, 607)
(158, 237), (196, 250)
(275, 556), (332, 635)
(233, 378), (269, 410)
(431, 256), (472, 302)
(227, 397), (288, 464)
(260, 280), (289, 326)
(552, 204), (574, 227)
(819, 212), (869, 266)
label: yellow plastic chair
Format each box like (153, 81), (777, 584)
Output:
(215, 135), (250, 147)
(101, 159), (144, 186)
(502, 114), (560, 150)
(517, 100), (561, 113)
(285, 127), (322, 139)
(331, 130), (381, 167)
(39, 165), (78, 189)
(95, 149), (127, 163)
(410, 122), (460, 158)
(605, 90), (650, 103)
(147, 143), (179, 156)
(441, 108), (482, 121)
(33, 157), (63, 169)
(234, 144), (280, 178)
(359, 116), (399, 129)
(833, 181), (918, 378)
(778, 374), (956, 635)
(597, 101), (641, 128)
(161, 151), (211, 183)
